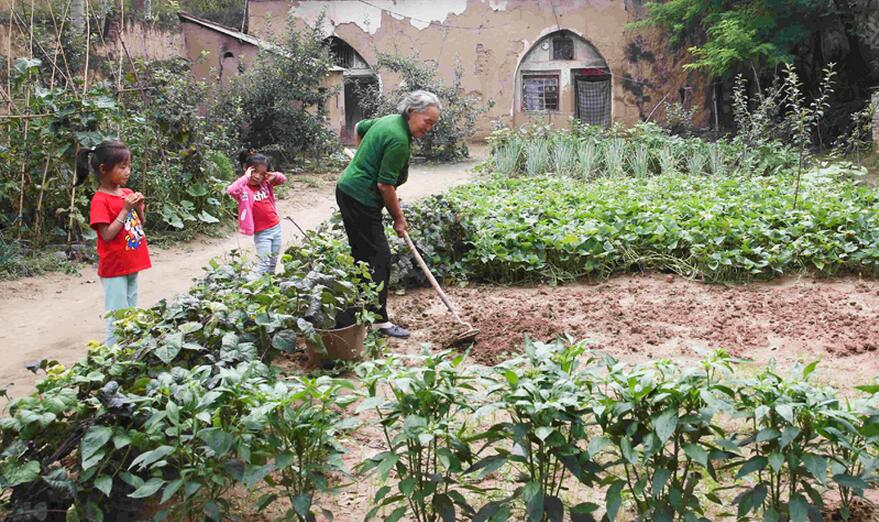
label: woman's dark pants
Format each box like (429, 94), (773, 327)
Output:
(335, 186), (390, 322)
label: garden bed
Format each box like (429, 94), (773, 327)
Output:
(390, 273), (879, 385)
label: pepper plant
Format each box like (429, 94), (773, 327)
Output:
(357, 349), (481, 522)
(730, 362), (876, 522)
(589, 352), (736, 522)
(472, 339), (602, 522)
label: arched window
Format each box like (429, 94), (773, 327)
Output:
(517, 30), (612, 127)
(325, 36), (370, 71)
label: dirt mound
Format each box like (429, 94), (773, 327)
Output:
(391, 273), (879, 379)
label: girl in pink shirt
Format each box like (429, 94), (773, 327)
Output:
(227, 152), (286, 275)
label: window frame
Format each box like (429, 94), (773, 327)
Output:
(521, 72), (561, 113)
(552, 36), (575, 61)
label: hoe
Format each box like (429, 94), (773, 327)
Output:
(402, 231), (480, 346)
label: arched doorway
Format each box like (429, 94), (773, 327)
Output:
(326, 36), (379, 143)
(516, 30), (612, 127)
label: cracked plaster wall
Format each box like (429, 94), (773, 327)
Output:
(248, 0), (709, 139)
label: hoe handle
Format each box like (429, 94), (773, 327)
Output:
(402, 231), (466, 325)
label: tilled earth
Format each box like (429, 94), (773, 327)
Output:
(389, 272), (879, 387)
(261, 272), (879, 521)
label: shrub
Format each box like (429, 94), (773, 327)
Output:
(209, 15), (341, 165)
(356, 53), (494, 161)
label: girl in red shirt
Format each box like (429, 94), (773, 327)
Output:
(76, 140), (151, 346)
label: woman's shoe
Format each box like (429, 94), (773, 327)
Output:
(377, 324), (411, 338)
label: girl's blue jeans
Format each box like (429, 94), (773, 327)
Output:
(101, 272), (138, 346)
(254, 223), (282, 275)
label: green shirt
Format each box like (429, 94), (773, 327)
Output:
(337, 114), (411, 208)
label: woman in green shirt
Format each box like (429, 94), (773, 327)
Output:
(336, 90), (441, 338)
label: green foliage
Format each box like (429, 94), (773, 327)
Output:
(473, 339), (601, 521)
(0, 58), (237, 275)
(357, 350), (481, 522)
(634, 0), (835, 76)
(487, 122), (783, 180)
(589, 351), (738, 521)
(462, 124), (879, 285)
(356, 53), (494, 161)
(726, 362), (879, 521)
(209, 15), (341, 164)
(0, 248), (378, 520)
(832, 96), (877, 168)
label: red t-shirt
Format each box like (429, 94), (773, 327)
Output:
(251, 185), (279, 233)
(89, 189), (152, 278)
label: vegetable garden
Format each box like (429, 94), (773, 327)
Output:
(3, 121), (879, 522)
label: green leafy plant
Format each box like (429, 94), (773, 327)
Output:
(472, 339), (602, 522)
(246, 375), (357, 521)
(578, 141), (599, 179)
(208, 14), (340, 164)
(729, 361), (873, 522)
(525, 139), (551, 177)
(494, 140), (522, 175)
(603, 138), (626, 177)
(589, 352), (737, 521)
(551, 135), (578, 176)
(357, 350), (481, 522)
(629, 144), (651, 178)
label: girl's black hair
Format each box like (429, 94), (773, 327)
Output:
(249, 153), (270, 168)
(239, 150), (271, 170)
(74, 140), (131, 187)
(238, 149), (254, 169)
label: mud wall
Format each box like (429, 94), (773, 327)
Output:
(178, 22), (259, 85)
(248, 0), (710, 138)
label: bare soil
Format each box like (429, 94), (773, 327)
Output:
(389, 272), (879, 389)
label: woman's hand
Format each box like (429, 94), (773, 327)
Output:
(393, 217), (408, 237)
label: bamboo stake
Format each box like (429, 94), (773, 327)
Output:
(15, 0), (35, 240)
(116, 0), (124, 97)
(82, 0), (90, 95)
(69, 0), (91, 246)
(65, 151), (78, 249)
(6, 0), (13, 115)
(120, 31), (147, 103)
(33, 0), (65, 242)
(33, 157), (52, 242)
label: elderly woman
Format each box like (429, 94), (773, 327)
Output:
(335, 90), (442, 338)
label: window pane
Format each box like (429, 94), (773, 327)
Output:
(553, 37), (574, 60)
(522, 76), (559, 111)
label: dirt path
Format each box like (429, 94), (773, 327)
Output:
(0, 151), (484, 405)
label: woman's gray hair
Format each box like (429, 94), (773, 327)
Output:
(397, 90), (442, 119)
